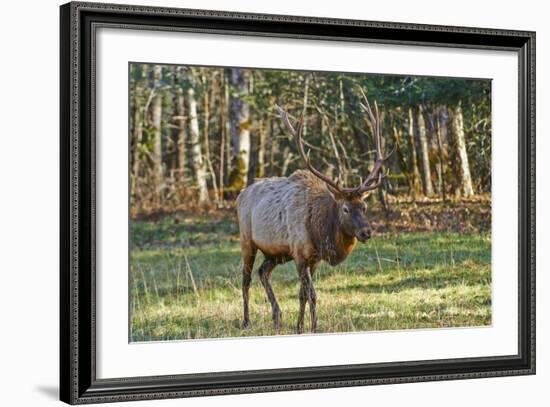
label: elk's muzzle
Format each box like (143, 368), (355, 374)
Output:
(356, 227), (372, 243)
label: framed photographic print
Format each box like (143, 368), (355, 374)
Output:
(60, 1), (536, 404)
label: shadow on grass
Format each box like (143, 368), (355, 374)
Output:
(320, 265), (490, 295)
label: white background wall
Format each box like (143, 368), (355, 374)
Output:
(0, 0), (546, 405)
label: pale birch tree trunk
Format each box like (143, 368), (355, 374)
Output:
(202, 79), (211, 169)
(188, 87), (210, 205)
(175, 87), (186, 182)
(417, 105), (434, 196)
(202, 81), (219, 203)
(151, 65), (163, 202)
(229, 68), (251, 190)
(449, 103), (474, 197)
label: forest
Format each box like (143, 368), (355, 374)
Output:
(129, 63), (491, 214)
(129, 63), (492, 340)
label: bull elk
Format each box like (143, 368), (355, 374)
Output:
(236, 90), (389, 333)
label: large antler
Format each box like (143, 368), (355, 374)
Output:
(275, 89), (389, 197)
(356, 88), (388, 194)
(275, 105), (346, 193)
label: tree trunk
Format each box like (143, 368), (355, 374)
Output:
(435, 107), (447, 200)
(202, 80), (211, 168)
(257, 118), (266, 178)
(449, 103), (474, 197)
(417, 105), (434, 196)
(424, 109), (442, 197)
(422, 107), (442, 196)
(302, 75), (310, 135)
(202, 81), (219, 203)
(268, 118), (276, 177)
(229, 68), (251, 191)
(407, 107), (422, 197)
(392, 123), (412, 191)
(218, 71), (227, 201)
(439, 106), (452, 197)
(187, 87), (210, 205)
(224, 75), (232, 186)
(377, 122), (389, 212)
(131, 87), (143, 198)
(151, 65), (163, 202)
(175, 87), (186, 182)
(167, 66), (178, 174)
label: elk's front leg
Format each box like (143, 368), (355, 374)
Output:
(297, 283), (307, 334)
(296, 260), (317, 334)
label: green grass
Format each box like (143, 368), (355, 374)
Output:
(130, 213), (491, 341)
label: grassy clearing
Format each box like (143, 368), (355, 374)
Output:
(130, 211), (491, 342)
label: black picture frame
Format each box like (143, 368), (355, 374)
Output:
(60, 1), (536, 404)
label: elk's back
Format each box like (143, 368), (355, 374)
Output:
(236, 171), (320, 258)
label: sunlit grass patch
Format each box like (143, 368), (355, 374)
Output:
(130, 214), (491, 341)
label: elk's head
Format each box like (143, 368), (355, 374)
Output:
(276, 89), (389, 243)
(332, 191), (372, 242)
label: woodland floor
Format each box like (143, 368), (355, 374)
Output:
(129, 197), (492, 341)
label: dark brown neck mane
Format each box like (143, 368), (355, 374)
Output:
(307, 191), (357, 266)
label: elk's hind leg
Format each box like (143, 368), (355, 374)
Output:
(241, 244), (257, 329)
(258, 257), (282, 330)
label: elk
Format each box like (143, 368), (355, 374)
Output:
(236, 90), (388, 334)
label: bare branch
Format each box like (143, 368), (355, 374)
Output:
(276, 87), (391, 197)
(276, 104), (344, 193)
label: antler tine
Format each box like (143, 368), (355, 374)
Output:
(276, 104), (344, 193)
(374, 101), (382, 160)
(359, 87), (377, 131)
(275, 104), (296, 136)
(276, 90), (389, 198)
(357, 89), (388, 194)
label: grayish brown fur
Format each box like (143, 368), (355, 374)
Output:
(237, 169), (373, 333)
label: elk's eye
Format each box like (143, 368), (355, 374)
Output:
(342, 206), (350, 214)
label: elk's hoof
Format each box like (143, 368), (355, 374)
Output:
(242, 319), (250, 329)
